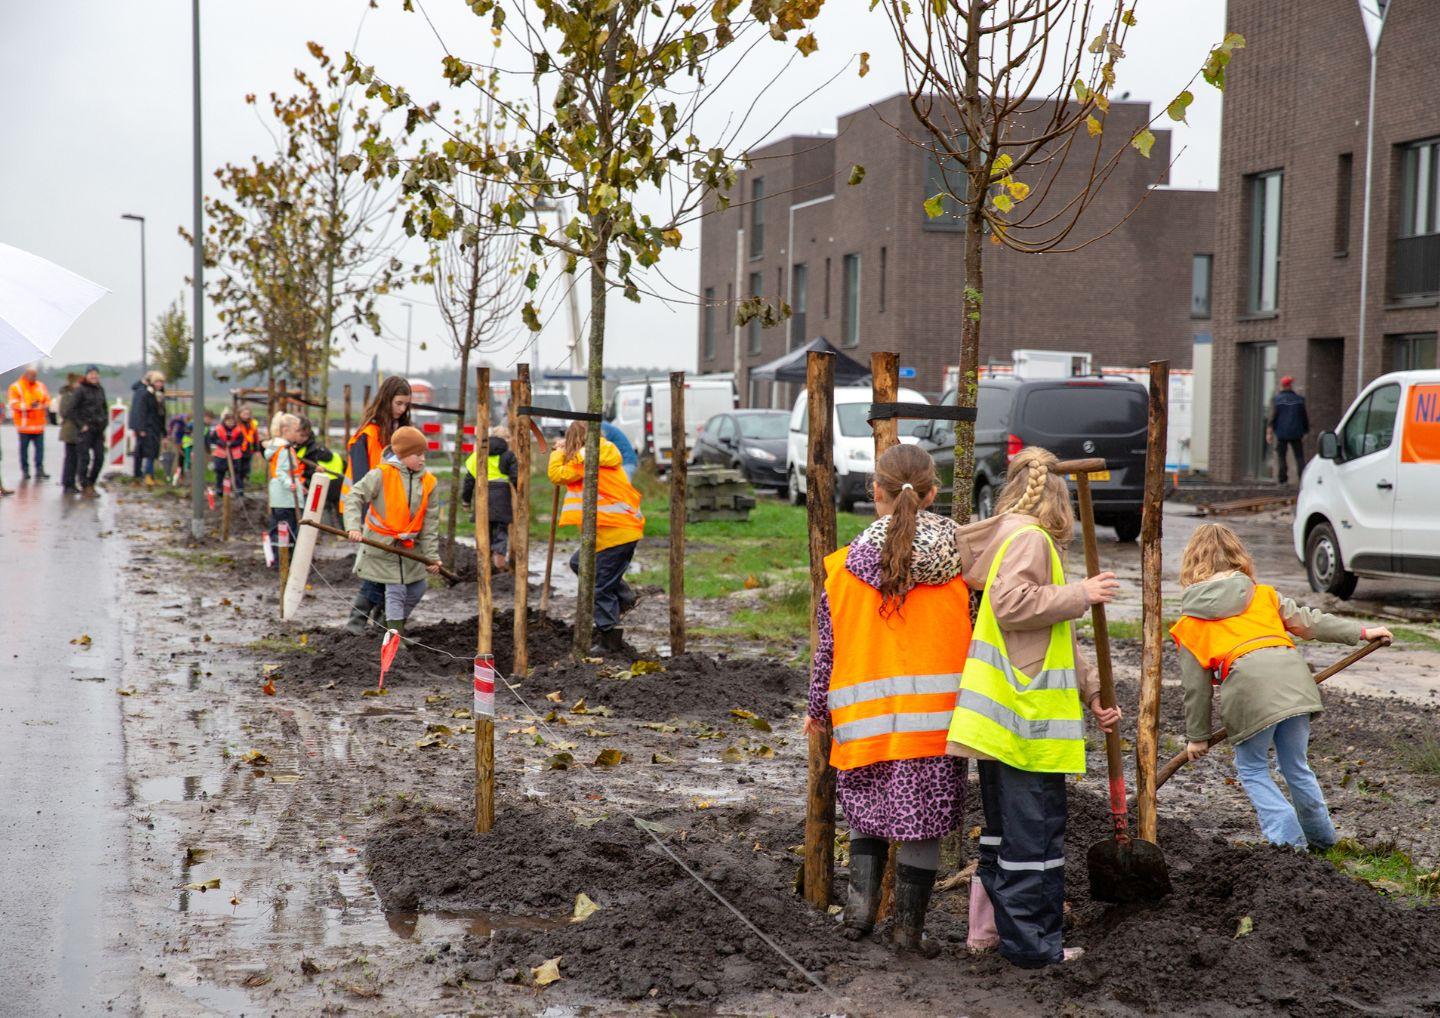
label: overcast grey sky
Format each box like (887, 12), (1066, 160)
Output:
(0, 0), (1224, 378)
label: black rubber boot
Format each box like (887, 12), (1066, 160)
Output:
(368, 600), (385, 627)
(597, 627), (625, 653)
(892, 863), (942, 958)
(345, 593), (372, 635)
(842, 838), (886, 941)
(384, 619), (406, 638)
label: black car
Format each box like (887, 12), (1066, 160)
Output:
(917, 376), (1150, 541)
(693, 410), (789, 489)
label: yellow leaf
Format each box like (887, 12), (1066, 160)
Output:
(1130, 128), (1156, 159)
(242, 750), (269, 765)
(923, 193), (946, 219)
(858, 51), (870, 78)
(1005, 179), (1030, 201)
(795, 32), (817, 57)
(594, 748), (625, 767)
(531, 956), (562, 986)
(572, 893), (600, 923)
(70, 634), (92, 647)
(991, 153), (1014, 177)
(1234, 915), (1254, 939)
(545, 690), (564, 703)
(730, 708), (758, 720)
(693, 799), (714, 810)
(183, 878), (221, 892)
(1166, 90), (1194, 124)
(1121, 9), (1137, 26)
(721, 745), (745, 764)
(629, 660), (663, 676)
(992, 193), (1014, 214)
(570, 697), (589, 714)
(660, 228), (682, 248)
(361, 688), (389, 697)
(1086, 115), (1103, 138)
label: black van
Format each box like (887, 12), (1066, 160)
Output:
(916, 376), (1150, 541)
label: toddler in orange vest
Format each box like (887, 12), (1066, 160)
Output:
(1173, 523), (1390, 849)
(343, 425), (441, 636)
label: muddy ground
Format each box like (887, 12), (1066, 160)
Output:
(109, 484), (1440, 1016)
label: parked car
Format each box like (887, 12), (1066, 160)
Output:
(1294, 370), (1440, 598)
(605, 376), (738, 469)
(917, 376), (1149, 541)
(692, 409), (790, 489)
(786, 386), (931, 511)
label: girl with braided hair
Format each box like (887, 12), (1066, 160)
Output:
(948, 445), (1122, 967)
(805, 443), (971, 956)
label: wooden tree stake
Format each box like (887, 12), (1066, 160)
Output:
(343, 384), (353, 449)
(474, 366), (495, 834)
(1136, 359), (1169, 845)
(278, 521), (291, 620)
(804, 350), (838, 908)
(669, 371), (687, 655)
(512, 366), (532, 677)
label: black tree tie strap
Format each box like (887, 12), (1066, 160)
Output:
(867, 402), (977, 423)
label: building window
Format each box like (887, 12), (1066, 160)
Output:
(702, 287), (716, 360)
(1247, 171), (1283, 313)
(879, 246), (888, 312)
(824, 257), (831, 318)
(749, 177), (765, 259)
(746, 271), (762, 354)
(791, 264), (807, 349)
(1191, 254), (1213, 318)
(1396, 139), (1440, 297)
(841, 253), (861, 348)
(1335, 153), (1353, 256)
(923, 149), (966, 231)
(1388, 332), (1438, 371)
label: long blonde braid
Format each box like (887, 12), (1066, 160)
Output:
(994, 446), (1073, 545)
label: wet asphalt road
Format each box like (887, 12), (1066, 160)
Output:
(0, 473), (134, 1014)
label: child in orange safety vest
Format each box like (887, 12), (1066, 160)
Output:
(342, 425), (441, 636)
(1173, 523), (1391, 849)
(804, 443), (975, 957)
(264, 413), (304, 570)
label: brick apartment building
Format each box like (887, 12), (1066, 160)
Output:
(1209, 0), (1440, 481)
(696, 93), (1215, 408)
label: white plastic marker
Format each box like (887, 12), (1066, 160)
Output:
(474, 655), (496, 718)
(281, 474), (331, 619)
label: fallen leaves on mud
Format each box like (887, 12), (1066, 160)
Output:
(70, 634), (92, 647)
(530, 956), (562, 986)
(593, 748), (625, 767)
(571, 893), (600, 923)
(182, 878), (221, 892)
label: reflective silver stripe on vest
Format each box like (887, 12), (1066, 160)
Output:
(967, 640), (1078, 693)
(827, 672), (960, 712)
(832, 710), (956, 746)
(979, 835), (1002, 847)
(997, 856), (1066, 872)
(954, 688), (1085, 742)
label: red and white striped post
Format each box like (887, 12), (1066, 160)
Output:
(108, 400), (128, 470)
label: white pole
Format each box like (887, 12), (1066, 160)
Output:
(1355, 1), (1389, 392)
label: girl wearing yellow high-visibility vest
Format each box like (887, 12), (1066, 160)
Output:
(805, 444), (970, 957)
(948, 446), (1122, 968)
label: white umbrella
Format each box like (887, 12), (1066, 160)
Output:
(0, 242), (108, 375)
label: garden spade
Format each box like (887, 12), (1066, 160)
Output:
(1061, 459), (1172, 904)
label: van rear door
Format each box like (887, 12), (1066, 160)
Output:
(1394, 379), (1440, 577)
(1014, 381), (1147, 493)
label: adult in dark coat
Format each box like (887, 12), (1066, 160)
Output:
(58, 373), (82, 493)
(71, 366), (110, 496)
(1268, 376), (1310, 486)
(128, 372), (166, 481)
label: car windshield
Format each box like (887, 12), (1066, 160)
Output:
(835, 403), (930, 438)
(1021, 386), (1146, 436)
(737, 414), (788, 439)
(530, 393), (570, 410)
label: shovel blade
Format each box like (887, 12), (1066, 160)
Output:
(1087, 837), (1172, 904)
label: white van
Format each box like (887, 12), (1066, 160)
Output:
(605, 375), (738, 468)
(1294, 369), (1440, 598)
(786, 386), (931, 511)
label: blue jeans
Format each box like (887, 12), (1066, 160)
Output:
(569, 540), (637, 632)
(1233, 714), (1335, 849)
(18, 432), (44, 474)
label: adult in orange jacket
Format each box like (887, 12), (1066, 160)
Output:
(548, 421), (645, 650)
(8, 365), (51, 479)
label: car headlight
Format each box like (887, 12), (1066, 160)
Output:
(745, 447), (777, 462)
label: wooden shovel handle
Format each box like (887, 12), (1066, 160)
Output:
(302, 518), (460, 583)
(1156, 637), (1391, 789)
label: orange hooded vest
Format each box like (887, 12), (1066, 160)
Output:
(823, 545), (972, 770)
(364, 461), (436, 548)
(1169, 583), (1295, 683)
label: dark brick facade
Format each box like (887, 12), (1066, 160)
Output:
(1209, 0), (1440, 481)
(696, 93), (1215, 405)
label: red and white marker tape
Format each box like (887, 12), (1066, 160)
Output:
(222, 475), (231, 495)
(474, 655), (495, 718)
(278, 521), (291, 548)
(108, 401), (127, 466)
(205, 487), (216, 511)
(378, 629), (401, 691)
(262, 533), (275, 568)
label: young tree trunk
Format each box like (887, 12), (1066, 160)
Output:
(572, 231), (609, 654)
(446, 342), (472, 569)
(951, 209), (983, 524)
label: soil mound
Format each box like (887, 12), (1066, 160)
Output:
(366, 799), (847, 1003)
(526, 651), (807, 722)
(365, 789), (1440, 1013)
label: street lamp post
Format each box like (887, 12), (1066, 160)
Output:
(190, 0), (206, 539)
(1356, 0), (1391, 392)
(120, 214), (147, 377)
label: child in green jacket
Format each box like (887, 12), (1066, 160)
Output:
(1172, 523), (1390, 849)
